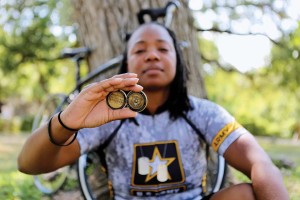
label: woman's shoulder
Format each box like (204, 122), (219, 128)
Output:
(188, 95), (219, 108)
(188, 95), (230, 116)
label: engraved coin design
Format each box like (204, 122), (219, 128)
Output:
(127, 91), (148, 112)
(106, 90), (127, 110)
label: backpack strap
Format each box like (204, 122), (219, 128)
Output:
(181, 113), (210, 195)
(181, 113), (210, 158)
(96, 118), (139, 172)
(181, 114), (205, 142)
(97, 119), (126, 172)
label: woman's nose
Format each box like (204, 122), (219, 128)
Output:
(145, 50), (160, 61)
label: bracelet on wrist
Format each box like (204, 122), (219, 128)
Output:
(58, 111), (79, 132)
(48, 115), (78, 146)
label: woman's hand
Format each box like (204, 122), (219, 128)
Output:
(59, 73), (143, 129)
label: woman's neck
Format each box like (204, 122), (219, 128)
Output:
(144, 88), (170, 115)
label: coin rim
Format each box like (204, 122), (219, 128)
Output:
(127, 91), (148, 112)
(106, 90), (127, 110)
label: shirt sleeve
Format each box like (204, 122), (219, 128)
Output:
(190, 97), (247, 155)
(77, 120), (120, 154)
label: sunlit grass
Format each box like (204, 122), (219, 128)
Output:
(0, 134), (27, 172)
(0, 171), (42, 200)
(0, 134), (42, 199)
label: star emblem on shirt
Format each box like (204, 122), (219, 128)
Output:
(145, 146), (175, 182)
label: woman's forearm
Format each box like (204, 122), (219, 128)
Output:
(17, 113), (80, 174)
(251, 162), (289, 200)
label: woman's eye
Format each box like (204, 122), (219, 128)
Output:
(135, 49), (145, 54)
(159, 48), (168, 52)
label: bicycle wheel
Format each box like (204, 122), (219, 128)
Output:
(32, 93), (68, 130)
(203, 147), (227, 195)
(32, 93), (70, 194)
(77, 151), (111, 200)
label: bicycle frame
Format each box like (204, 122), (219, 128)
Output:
(76, 55), (123, 91)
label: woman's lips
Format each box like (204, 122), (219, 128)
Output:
(142, 67), (163, 74)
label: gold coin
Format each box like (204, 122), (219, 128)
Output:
(127, 91), (147, 112)
(106, 90), (127, 110)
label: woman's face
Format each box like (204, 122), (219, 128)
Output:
(126, 24), (177, 91)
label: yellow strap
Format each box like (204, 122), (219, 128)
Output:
(212, 121), (241, 152)
(202, 173), (207, 193)
(108, 180), (114, 197)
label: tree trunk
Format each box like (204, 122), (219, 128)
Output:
(72, 0), (206, 98)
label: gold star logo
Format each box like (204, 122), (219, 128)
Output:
(145, 146), (176, 182)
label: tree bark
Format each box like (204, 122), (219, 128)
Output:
(71, 0), (206, 98)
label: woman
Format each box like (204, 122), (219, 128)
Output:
(18, 23), (288, 200)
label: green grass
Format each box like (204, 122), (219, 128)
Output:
(1, 134), (299, 199)
(0, 134), (43, 199)
(0, 172), (42, 199)
(0, 133), (79, 200)
(259, 137), (300, 166)
(0, 134), (27, 173)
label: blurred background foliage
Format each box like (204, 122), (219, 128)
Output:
(201, 19), (300, 137)
(0, 0), (299, 140)
(0, 0), (80, 133)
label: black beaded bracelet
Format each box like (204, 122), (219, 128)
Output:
(57, 111), (79, 131)
(48, 115), (78, 146)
